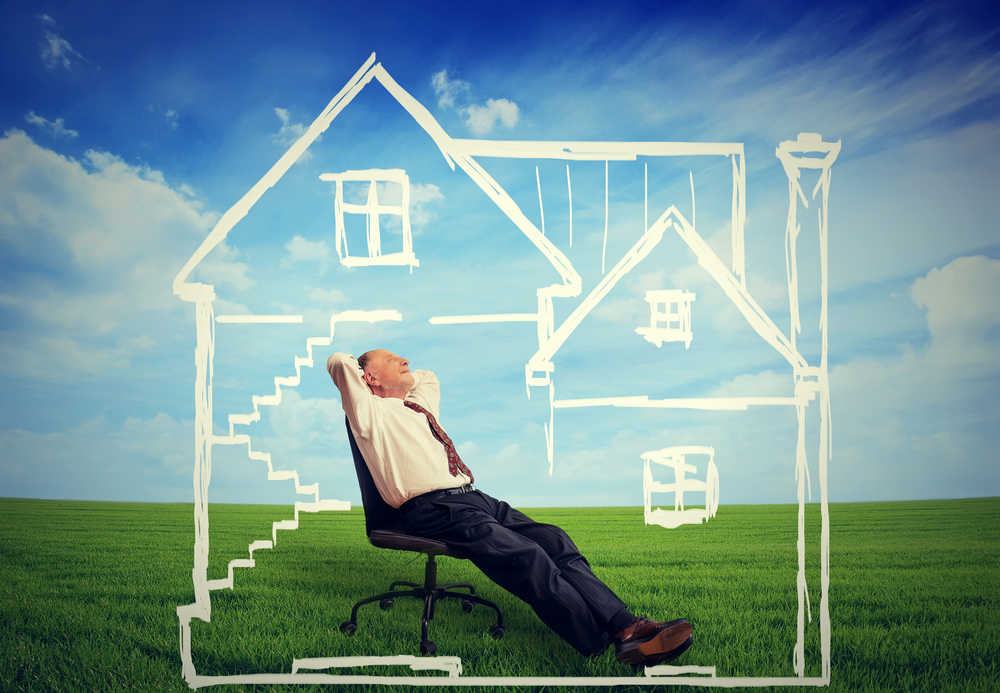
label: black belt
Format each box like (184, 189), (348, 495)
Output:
(400, 485), (475, 513)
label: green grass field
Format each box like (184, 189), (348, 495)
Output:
(1, 497), (997, 692)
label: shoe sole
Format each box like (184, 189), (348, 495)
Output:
(615, 621), (694, 666)
(644, 634), (694, 666)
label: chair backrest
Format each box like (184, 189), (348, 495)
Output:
(345, 418), (404, 537)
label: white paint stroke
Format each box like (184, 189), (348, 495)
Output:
(173, 53), (380, 297)
(690, 171), (696, 231)
(205, 540), (272, 591)
(321, 168), (418, 269)
(527, 205), (681, 372)
(642, 446), (719, 529)
(430, 313), (538, 324)
(645, 665), (717, 678)
(181, 673), (829, 688)
(536, 166), (545, 236)
(603, 160), (609, 275)
(371, 63), (457, 170)
(216, 315), (303, 324)
(319, 168), (408, 182)
(636, 289), (695, 348)
(448, 150), (581, 291)
(447, 139), (744, 160)
(554, 396), (799, 410)
(566, 164), (573, 247)
(775, 133), (838, 679)
(731, 153), (747, 287)
(644, 162), (648, 232)
(671, 209), (806, 370)
(330, 309), (403, 337)
(293, 655), (462, 677)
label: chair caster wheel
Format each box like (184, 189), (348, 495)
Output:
(379, 598), (394, 611)
(490, 625), (505, 639)
(461, 600), (474, 613)
(340, 621), (357, 636)
(420, 640), (437, 655)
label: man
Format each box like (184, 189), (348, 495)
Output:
(328, 349), (693, 666)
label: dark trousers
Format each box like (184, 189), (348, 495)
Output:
(400, 490), (626, 656)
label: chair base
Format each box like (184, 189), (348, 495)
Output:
(341, 553), (505, 654)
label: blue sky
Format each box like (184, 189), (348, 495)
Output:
(1, 0), (998, 508)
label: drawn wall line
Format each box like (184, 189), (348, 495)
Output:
(603, 160), (608, 274)
(566, 164), (573, 246)
(536, 166), (545, 236)
(429, 314), (539, 324)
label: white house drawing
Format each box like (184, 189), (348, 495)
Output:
(642, 445), (720, 529)
(173, 53), (837, 688)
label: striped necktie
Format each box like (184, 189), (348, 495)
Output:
(404, 400), (474, 484)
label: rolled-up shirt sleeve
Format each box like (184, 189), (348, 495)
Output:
(327, 352), (377, 438)
(406, 369), (441, 420)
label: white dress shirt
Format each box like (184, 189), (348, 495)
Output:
(327, 352), (471, 509)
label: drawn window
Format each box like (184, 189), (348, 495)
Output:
(635, 289), (695, 348)
(319, 168), (419, 269)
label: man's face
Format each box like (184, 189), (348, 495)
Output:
(364, 349), (415, 396)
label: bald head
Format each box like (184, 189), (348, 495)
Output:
(359, 349), (414, 400)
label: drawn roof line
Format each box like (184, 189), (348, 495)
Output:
(173, 54), (379, 300)
(528, 205), (806, 372)
(673, 213), (806, 369)
(173, 55), (755, 303)
(172, 53), (582, 300)
(528, 205), (681, 367)
(449, 139), (743, 160)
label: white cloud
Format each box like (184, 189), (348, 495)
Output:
(263, 390), (343, 449)
(271, 107), (318, 164)
(280, 235), (330, 272)
(40, 30), (84, 70)
(355, 181), (445, 234)
(408, 182), (445, 229)
(431, 69), (519, 136)
(827, 255), (1000, 500)
(197, 240), (254, 291)
(910, 255), (1000, 369)
(431, 70), (470, 109)
(0, 130), (243, 382)
(460, 98), (519, 136)
(709, 370), (791, 398)
(0, 413), (193, 502)
(24, 111), (78, 139)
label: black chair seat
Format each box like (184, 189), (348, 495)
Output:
(368, 528), (469, 559)
(341, 419), (504, 655)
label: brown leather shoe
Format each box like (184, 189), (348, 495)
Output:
(614, 617), (694, 666)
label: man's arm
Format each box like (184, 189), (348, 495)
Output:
(327, 353), (378, 438)
(406, 368), (441, 419)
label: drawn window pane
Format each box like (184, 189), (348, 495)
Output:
(635, 289), (695, 348)
(319, 168), (419, 269)
(642, 446), (719, 529)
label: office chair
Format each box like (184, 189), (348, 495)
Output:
(340, 419), (505, 655)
